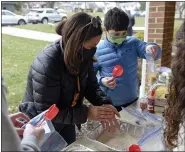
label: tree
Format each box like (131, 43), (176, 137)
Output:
(177, 2), (185, 19)
(46, 2), (55, 8)
(140, 2), (146, 11)
(14, 2), (23, 11)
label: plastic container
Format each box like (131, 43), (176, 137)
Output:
(139, 98), (148, 111)
(147, 90), (155, 113)
(26, 106), (67, 151)
(139, 88), (147, 111)
(145, 52), (157, 89)
(145, 52), (156, 73)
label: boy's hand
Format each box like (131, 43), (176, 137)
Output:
(146, 45), (158, 59)
(101, 77), (116, 89)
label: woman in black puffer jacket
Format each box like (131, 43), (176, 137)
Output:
(19, 12), (120, 145)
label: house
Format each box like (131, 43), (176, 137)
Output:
(2, 1), (17, 12)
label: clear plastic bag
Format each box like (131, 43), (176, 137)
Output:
(137, 126), (166, 151)
(143, 111), (163, 123)
(121, 107), (162, 128)
(28, 110), (67, 151)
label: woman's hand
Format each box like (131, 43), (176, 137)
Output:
(88, 104), (120, 132)
(101, 104), (120, 132)
(88, 105), (115, 121)
(9, 112), (30, 136)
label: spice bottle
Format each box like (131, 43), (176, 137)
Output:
(139, 88), (147, 111)
(147, 90), (155, 113)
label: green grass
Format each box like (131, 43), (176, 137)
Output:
(15, 16), (182, 37)
(2, 34), (49, 113)
(14, 17), (145, 34)
(173, 19), (183, 39)
(135, 17), (145, 27)
(15, 24), (56, 34)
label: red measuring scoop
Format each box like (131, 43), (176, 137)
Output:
(128, 144), (141, 152)
(112, 65), (124, 77)
(44, 104), (59, 120)
(37, 104), (59, 127)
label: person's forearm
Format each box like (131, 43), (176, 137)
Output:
(21, 135), (40, 151)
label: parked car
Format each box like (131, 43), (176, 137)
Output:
(26, 8), (67, 24)
(1, 10), (28, 25)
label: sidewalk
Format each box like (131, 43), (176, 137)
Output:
(2, 26), (145, 42)
(2, 26), (61, 42)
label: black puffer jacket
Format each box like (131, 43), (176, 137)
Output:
(19, 39), (112, 126)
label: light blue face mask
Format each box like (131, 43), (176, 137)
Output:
(107, 31), (127, 45)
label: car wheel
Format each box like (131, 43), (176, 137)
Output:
(18, 19), (26, 25)
(42, 18), (48, 24)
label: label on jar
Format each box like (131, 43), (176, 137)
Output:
(147, 98), (155, 113)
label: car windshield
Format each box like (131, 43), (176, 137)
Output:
(30, 10), (43, 13)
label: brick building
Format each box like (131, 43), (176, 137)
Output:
(148, 2), (176, 67)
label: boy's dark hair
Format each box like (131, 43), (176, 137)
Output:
(104, 7), (129, 31)
(55, 12), (102, 71)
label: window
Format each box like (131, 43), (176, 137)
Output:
(53, 10), (59, 14)
(30, 10), (44, 13)
(2, 12), (6, 15)
(46, 10), (54, 14)
(5, 11), (15, 16)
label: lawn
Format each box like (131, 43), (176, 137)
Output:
(15, 24), (56, 34)
(14, 16), (183, 38)
(2, 34), (49, 113)
(14, 17), (146, 34)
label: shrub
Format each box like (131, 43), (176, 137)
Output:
(134, 32), (144, 41)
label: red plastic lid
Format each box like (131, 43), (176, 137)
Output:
(112, 65), (124, 77)
(151, 90), (155, 97)
(44, 104), (59, 120)
(128, 144), (141, 152)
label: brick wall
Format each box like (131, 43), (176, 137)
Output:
(148, 2), (176, 67)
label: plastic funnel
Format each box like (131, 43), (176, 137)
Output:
(44, 104), (59, 120)
(112, 65), (124, 77)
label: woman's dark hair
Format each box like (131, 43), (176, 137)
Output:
(104, 7), (129, 31)
(164, 19), (185, 149)
(55, 12), (102, 72)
